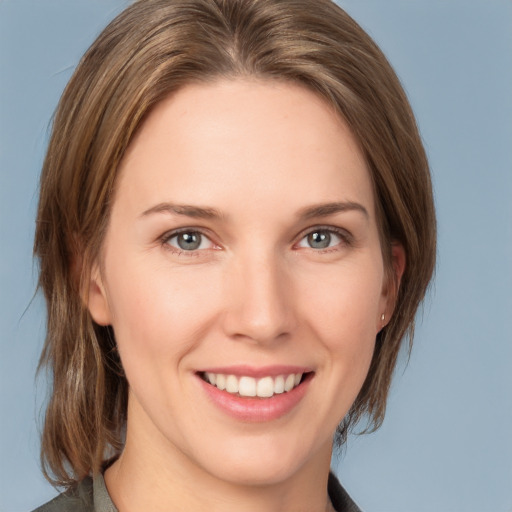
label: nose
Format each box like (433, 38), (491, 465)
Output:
(221, 251), (297, 346)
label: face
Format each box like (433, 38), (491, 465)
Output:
(88, 79), (399, 486)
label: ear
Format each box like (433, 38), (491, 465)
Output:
(379, 242), (406, 329)
(86, 264), (112, 326)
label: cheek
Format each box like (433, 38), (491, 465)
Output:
(299, 260), (383, 381)
(300, 260), (384, 336)
(105, 261), (222, 363)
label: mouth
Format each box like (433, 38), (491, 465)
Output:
(198, 371), (312, 399)
(196, 367), (314, 421)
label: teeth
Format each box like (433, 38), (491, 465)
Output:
(257, 376), (274, 398)
(204, 372), (304, 398)
(274, 375), (285, 394)
(216, 374), (226, 390)
(239, 376), (256, 397)
(284, 374), (295, 392)
(226, 375), (239, 393)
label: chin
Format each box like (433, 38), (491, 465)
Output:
(187, 429), (329, 488)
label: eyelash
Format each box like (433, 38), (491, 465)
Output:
(159, 225), (353, 256)
(159, 228), (217, 257)
(296, 226), (354, 252)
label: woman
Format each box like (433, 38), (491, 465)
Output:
(34, 0), (436, 510)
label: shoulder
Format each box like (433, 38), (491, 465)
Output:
(328, 472), (363, 512)
(32, 477), (94, 512)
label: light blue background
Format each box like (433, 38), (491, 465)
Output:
(1, 1), (511, 511)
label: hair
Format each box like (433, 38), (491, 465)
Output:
(35, 0), (436, 488)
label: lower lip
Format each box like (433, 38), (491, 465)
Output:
(197, 374), (312, 422)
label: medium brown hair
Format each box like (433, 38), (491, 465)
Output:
(35, 0), (436, 487)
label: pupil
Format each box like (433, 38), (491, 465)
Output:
(308, 231), (330, 249)
(178, 232), (201, 250)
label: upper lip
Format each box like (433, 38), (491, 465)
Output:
(195, 365), (313, 378)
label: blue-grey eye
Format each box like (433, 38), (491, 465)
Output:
(175, 232), (202, 250)
(297, 229), (344, 250)
(307, 230), (332, 249)
(165, 230), (216, 253)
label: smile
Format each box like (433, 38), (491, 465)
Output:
(196, 366), (313, 421)
(201, 372), (304, 398)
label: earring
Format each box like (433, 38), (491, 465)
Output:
(381, 313), (385, 322)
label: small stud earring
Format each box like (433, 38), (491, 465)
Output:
(381, 313), (385, 322)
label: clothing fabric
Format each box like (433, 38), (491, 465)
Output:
(33, 471), (362, 512)
(33, 473), (114, 512)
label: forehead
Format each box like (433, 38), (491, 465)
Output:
(115, 79), (375, 221)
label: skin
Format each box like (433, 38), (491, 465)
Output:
(87, 79), (404, 512)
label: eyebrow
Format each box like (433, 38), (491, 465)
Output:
(140, 200), (368, 221)
(141, 203), (224, 220)
(296, 201), (369, 220)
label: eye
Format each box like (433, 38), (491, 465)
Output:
(297, 228), (346, 250)
(164, 230), (215, 252)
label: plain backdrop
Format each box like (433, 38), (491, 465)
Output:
(1, 1), (511, 511)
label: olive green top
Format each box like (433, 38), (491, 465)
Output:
(33, 471), (361, 512)
(33, 473), (116, 512)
